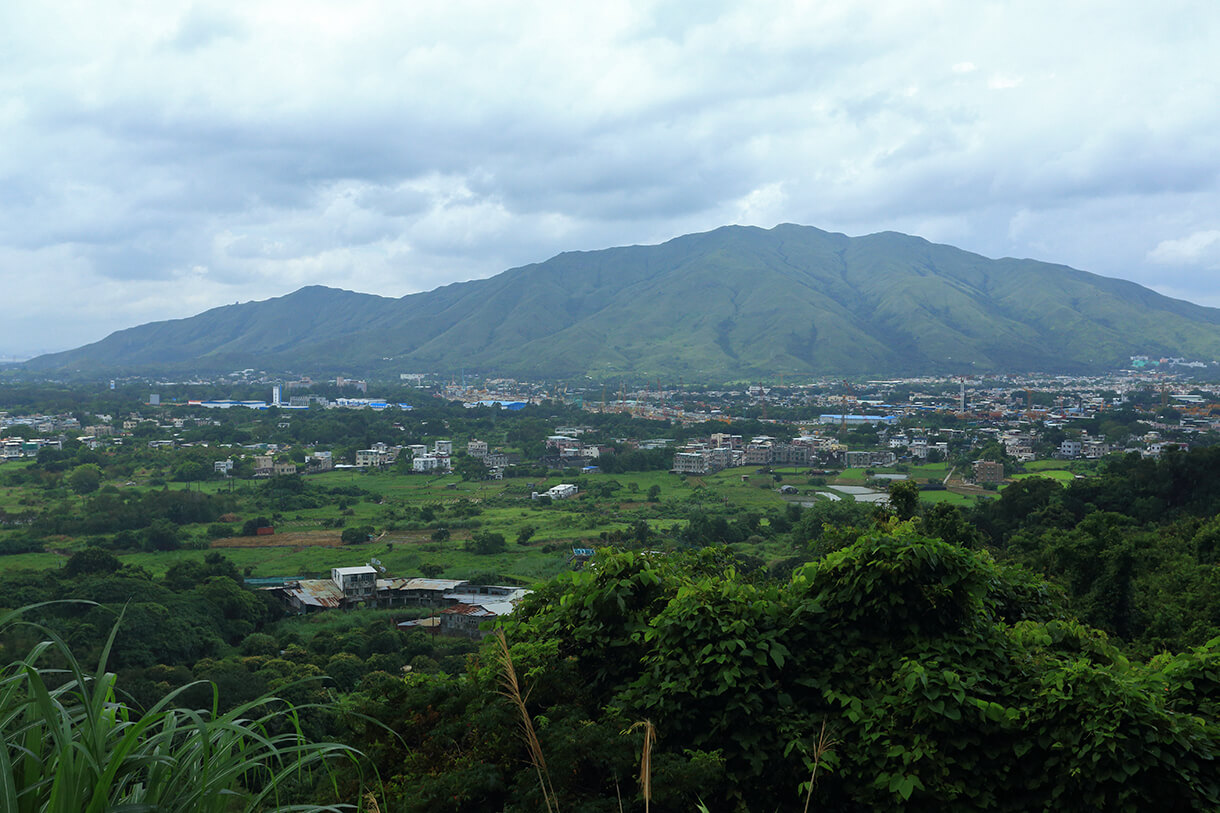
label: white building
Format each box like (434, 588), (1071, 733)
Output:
(413, 455), (451, 473)
(331, 566), (377, 602)
(535, 483), (578, 500)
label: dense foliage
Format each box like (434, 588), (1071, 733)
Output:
(340, 531), (1220, 811)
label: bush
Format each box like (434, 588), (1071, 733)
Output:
(241, 516), (271, 536)
(466, 531), (506, 555)
(341, 526), (375, 545)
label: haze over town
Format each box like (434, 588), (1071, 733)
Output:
(2, 1), (1218, 359)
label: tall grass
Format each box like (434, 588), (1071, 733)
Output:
(801, 720), (838, 813)
(0, 604), (360, 812)
(628, 719), (655, 813)
(494, 628), (559, 813)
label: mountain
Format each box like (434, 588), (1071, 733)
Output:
(27, 224), (1220, 379)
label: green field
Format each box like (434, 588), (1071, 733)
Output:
(0, 457), (1087, 583)
(1009, 470), (1075, 484)
(0, 466), (769, 583)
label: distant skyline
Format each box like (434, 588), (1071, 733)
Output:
(2, 1), (1218, 359)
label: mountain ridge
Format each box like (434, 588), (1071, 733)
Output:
(27, 224), (1220, 378)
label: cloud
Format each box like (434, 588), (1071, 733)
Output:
(1, 0), (1219, 357)
(1148, 230), (1220, 267)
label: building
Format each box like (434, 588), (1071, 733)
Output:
(356, 449), (391, 468)
(413, 455), (450, 473)
(843, 450), (898, 468)
(1059, 439), (1083, 459)
(818, 414), (898, 426)
(672, 451), (710, 475)
(331, 566), (378, 603)
(535, 483), (578, 500)
(743, 443), (773, 465)
(972, 460), (1005, 484)
(772, 443), (811, 466)
(466, 439), (488, 457)
(252, 454), (274, 477)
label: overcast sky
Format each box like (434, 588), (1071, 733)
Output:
(1, 1), (1218, 359)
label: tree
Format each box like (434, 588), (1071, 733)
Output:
(67, 464), (102, 495)
(176, 460), (212, 482)
(888, 479), (920, 521)
(647, 484), (661, 502)
(341, 526), (374, 545)
(516, 525), (536, 546)
(241, 516), (272, 536)
(454, 453), (488, 482)
(64, 546), (120, 577)
(467, 531), (506, 555)
(431, 528), (450, 543)
(420, 563), (443, 578)
(143, 519), (180, 551)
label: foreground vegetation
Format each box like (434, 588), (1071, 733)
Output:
(0, 604), (357, 812)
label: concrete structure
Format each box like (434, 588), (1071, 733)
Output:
(331, 566), (377, 603)
(672, 451), (710, 475)
(972, 460), (1005, 484)
(535, 483), (578, 500)
(413, 455), (450, 473)
(356, 448), (391, 468)
(252, 454), (274, 477)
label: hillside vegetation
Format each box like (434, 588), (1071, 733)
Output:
(28, 224), (1220, 377)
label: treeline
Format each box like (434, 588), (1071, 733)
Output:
(968, 448), (1220, 655)
(0, 548), (478, 733)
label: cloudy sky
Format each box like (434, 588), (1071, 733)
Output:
(1, 1), (1218, 359)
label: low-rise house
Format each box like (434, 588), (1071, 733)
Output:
(276, 580), (344, 613)
(535, 483), (578, 500)
(972, 460), (1005, 484)
(377, 577), (469, 608)
(413, 455), (450, 473)
(672, 451), (710, 475)
(772, 443), (811, 466)
(331, 566), (377, 604)
(356, 449), (391, 468)
(1059, 440), (1082, 459)
(743, 443), (773, 465)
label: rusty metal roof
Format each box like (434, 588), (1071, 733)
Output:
(281, 579), (343, 608)
(442, 602), (496, 618)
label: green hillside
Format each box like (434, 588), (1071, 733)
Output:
(27, 224), (1220, 378)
